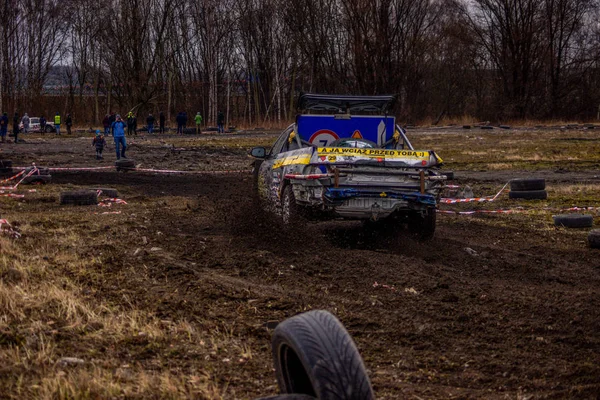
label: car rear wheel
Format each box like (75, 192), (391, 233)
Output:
(45, 125), (53, 133)
(282, 185), (302, 225)
(408, 207), (436, 241)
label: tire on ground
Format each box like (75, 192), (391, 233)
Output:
(22, 175), (52, 185)
(92, 188), (119, 198)
(281, 185), (303, 225)
(510, 178), (545, 191)
(553, 214), (593, 228)
(508, 190), (547, 200)
(25, 166), (50, 175)
(115, 159), (135, 172)
(60, 190), (98, 205)
(271, 310), (374, 400)
(408, 207), (436, 241)
(0, 160), (12, 173)
(588, 229), (600, 248)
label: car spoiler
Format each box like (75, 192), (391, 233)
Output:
(297, 93), (397, 114)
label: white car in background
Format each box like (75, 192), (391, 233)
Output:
(19, 117), (55, 133)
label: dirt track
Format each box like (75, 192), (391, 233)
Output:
(2, 131), (600, 398)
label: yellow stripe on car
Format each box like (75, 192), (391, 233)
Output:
(273, 154), (311, 169)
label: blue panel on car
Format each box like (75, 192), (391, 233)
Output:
(297, 115), (396, 147)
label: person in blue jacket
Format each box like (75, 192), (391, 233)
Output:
(111, 114), (127, 159)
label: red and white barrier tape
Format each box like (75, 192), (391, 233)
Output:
(438, 209), (524, 215)
(0, 219), (21, 238)
(440, 182), (510, 204)
(14, 164), (250, 175)
(0, 170), (25, 184)
(98, 198), (128, 207)
(373, 282), (397, 292)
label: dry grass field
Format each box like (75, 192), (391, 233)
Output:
(0, 126), (599, 399)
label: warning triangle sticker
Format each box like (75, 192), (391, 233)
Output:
(351, 130), (363, 139)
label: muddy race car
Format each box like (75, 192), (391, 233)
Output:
(250, 94), (446, 239)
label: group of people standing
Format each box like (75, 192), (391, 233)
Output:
(0, 111), (71, 143)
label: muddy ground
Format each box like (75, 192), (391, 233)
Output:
(1, 129), (600, 399)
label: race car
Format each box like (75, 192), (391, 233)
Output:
(250, 93), (446, 239)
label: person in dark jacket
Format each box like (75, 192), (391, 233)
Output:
(132, 114), (137, 135)
(102, 114), (110, 136)
(146, 114), (155, 134)
(0, 112), (8, 142)
(159, 111), (165, 134)
(39, 115), (47, 134)
(92, 130), (106, 159)
(217, 111), (225, 133)
(182, 112), (188, 131)
(176, 111), (184, 135)
(13, 112), (19, 143)
(66, 114), (73, 134)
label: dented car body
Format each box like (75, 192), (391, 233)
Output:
(251, 94), (445, 239)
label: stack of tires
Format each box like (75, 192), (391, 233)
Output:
(552, 214), (600, 249)
(22, 166), (51, 185)
(509, 178), (547, 200)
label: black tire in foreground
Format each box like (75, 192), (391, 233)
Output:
(92, 188), (119, 198)
(508, 190), (547, 200)
(115, 159), (135, 172)
(271, 310), (374, 400)
(553, 214), (594, 228)
(60, 190), (98, 205)
(588, 229), (600, 249)
(0, 160), (12, 173)
(408, 207), (436, 241)
(510, 178), (545, 191)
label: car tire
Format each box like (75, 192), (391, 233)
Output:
(282, 185), (302, 224)
(553, 214), (594, 228)
(45, 125), (53, 133)
(22, 175), (51, 185)
(92, 188), (119, 198)
(115, 159), (135, 172)
(0, 160), (12, 173)
(510, 178), (545, 191)
(60, 190), (98, 205)
(408, 207), (436, 241)
(588, 229), (600, 249)
(271, 310), (374, 400)
(509, 190), (547, 200)
(25, 166), (50, 175)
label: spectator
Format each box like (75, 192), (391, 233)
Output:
(13, 112), (19, 143)
(92, 130), (106, 160)
(195, 112), (202, 134)
(0, 112), (8, 142)
(132, 114), (137, 135)
(146, 113), (155, 134)
(102, 114), (110, 135)
(40, 115), (47, 134)
(217, 110), (224, 133)
(176, 111), (184, 135)
(54, 112), (61, 135)
(66, 113), (73, 134)
(127, 112), (134, 136)
(21, 113), (30, 133)
(159, 111), (165, 134)
(111, 114), (127, 160)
